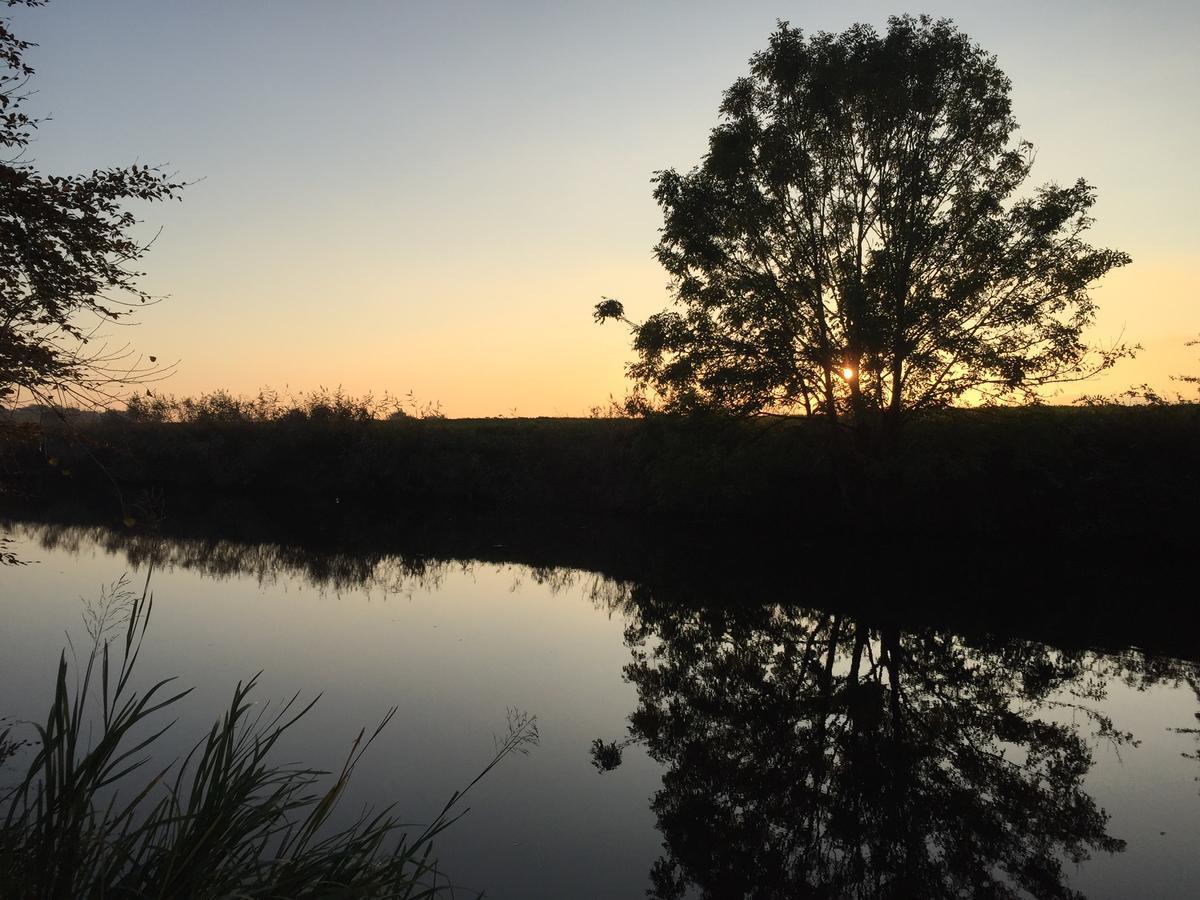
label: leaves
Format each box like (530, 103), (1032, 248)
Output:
(599, 16), (1129, 424)
(0, 2), (183, 410)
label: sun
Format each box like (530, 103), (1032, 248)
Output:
(842, 367), (855, 380)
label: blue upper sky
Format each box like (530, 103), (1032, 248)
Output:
(10, 1), (1199, 414)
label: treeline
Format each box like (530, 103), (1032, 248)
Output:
(3, 397), (1198, 541)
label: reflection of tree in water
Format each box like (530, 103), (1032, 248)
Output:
(597, 594), (1174, 900)
(12, 520), (1200, 893)
(1173, 670), (1200, 793)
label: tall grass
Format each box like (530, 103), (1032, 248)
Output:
(0, 573), (538, 898)
(122, 387), (444, 424)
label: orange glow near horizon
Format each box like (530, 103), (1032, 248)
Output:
(110, 256), (1194, 418)
(11, 4), (1193, 418)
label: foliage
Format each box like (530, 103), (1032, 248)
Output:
(0, 0), (183, 409)
(124, 388), (445, 424)
(5, 405), (1199, 539)
(0, 574), (539, 898)
(1177, 338), (1200, 395)
(127, 388), (387, 425)
(596, 16), (1129, 423)
(1075, 336), (1200, 406)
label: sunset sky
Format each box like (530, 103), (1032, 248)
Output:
(12, 0), (1199, 416)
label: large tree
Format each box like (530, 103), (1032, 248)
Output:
(596, 16), (1129, 425)
(0, 0), (182, 409)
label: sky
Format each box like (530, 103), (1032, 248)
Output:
(10, 0), (1200, 416)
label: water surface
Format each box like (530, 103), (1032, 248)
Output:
(1, 520), (1197, 898)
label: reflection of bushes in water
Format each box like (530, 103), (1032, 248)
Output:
(9, 520), (634, 604)
(16, 521), (464, 594)
(0, 575), (538, 897)
(589, 738), (625, 773)
(0, 533), (25, 567)
(598, 596), (1198, 899)
(1173, 673), (1200, 793)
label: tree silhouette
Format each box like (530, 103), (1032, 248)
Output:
(596, 594), (1144, 899)
(0, 0), (183, 409)
(596, 16), (1129, 427)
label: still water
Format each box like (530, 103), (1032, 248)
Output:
(1, 520), (1198, 898)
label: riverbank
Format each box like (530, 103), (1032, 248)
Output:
(4, 405), (1198, 540)
(5, 460), (1199, 662)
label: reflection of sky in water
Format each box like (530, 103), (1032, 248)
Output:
(1, 524), (1197, 899)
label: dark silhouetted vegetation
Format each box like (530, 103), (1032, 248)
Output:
(2, 399), (1197, 545)
(0, 574), (538, 898)
(0, 1), (183, 410)
(0, 532), (21, 565)
(7, 485), (1200, 665)
(4, 4), (1196, 897)
(122, 387), (443, 425)
(596, 16), (1130, 429)
(593, 590), (1199, 899)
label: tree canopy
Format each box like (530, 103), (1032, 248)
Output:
(596, 16), (1129, 422)
(0, 0), (182, 409)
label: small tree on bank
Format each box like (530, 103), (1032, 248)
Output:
(0, 0), (183, 410)
(596, 15), (1130, 431)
